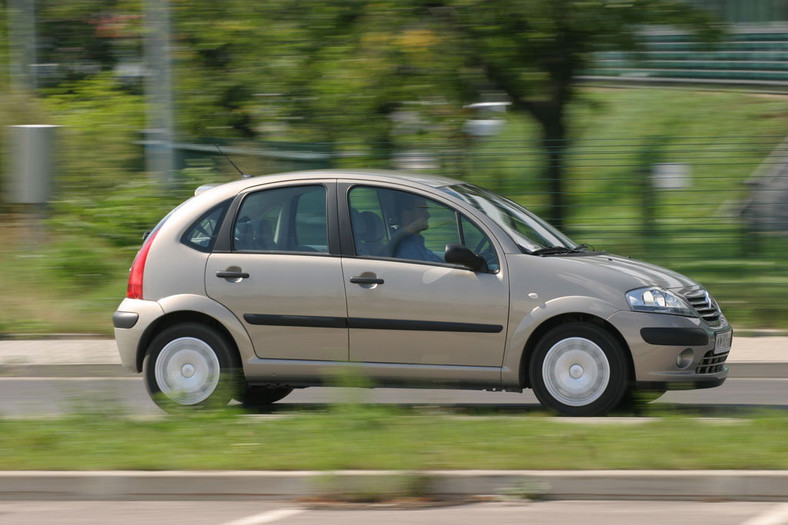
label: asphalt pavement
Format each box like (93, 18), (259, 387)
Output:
(1, 335), (786, 502)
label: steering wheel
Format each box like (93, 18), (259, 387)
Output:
(473, 236), (490, 255)
(472, 237), (497, 269)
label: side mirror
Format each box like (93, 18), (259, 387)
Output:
(444, 243), (488, 273)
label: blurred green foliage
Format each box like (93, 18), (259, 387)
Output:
(168, 0), (724, 227)
(0, 1), (785, 333)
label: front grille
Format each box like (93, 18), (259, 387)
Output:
(683, 288), (722, 326)
(696, 349), (729, 374)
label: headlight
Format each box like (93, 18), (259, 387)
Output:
(626, 287), (696, 317)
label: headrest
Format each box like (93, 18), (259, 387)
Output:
(354, 210), (385, 242)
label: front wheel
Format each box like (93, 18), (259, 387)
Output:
(143, 323), (242, 412)
(529, 323), (629, 417)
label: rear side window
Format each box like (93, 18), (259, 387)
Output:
(181, 201), (230, 252)
(234, 185), (328, 253)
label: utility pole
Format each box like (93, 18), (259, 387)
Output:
(144, 0), (176, 185)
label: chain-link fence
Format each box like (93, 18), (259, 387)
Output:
(180, 134), (787, 329)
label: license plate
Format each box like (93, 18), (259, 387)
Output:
(714, 331), (732, 355)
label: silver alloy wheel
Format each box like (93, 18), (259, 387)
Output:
(154, 337), (221, 405)
(542, 337), (610, 407)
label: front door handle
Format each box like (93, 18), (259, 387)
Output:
(350, 276), (384, 285)
(217, 270), (250, 279)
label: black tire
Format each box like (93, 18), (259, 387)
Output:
(240, 385), (294, 410)
(143, 323), (242, 412)
(529, 322), (629, 417)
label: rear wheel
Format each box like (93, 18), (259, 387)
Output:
(143, 323), (242, 412)
(529, 323), (629, 417)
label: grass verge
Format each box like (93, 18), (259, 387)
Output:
(1, 406), (786, 471)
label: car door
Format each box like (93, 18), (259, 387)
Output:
(340, 183), (509, 369)
(206, 182), (349, 362)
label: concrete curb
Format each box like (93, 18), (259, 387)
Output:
(1, 470), (786, 502)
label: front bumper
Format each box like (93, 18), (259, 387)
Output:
(607, 310), (732, 391)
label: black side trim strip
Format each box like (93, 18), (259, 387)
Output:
(640, 327), (709, 346)
(244, 314), (348, 329)
(349, 318), (503, 333)
(243, 314), (502, 333)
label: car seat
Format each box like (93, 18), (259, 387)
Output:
(352, 210), (387, 256)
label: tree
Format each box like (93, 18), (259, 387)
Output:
(171, 0), (468, 167)
(29, 1), (720, 229)
(428, 0), (723, 228)
(244, 0), (722, 228)
(197, 0), (721, 227)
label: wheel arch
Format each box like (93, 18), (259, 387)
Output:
(518, 313), (634, 389)
(135, 310), (244, 373)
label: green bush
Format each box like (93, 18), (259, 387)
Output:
(50, 165), (227, 253)
(47, 236), (119, 286)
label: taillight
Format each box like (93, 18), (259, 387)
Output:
(126, 230), (158, 299)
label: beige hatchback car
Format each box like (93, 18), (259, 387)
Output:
(114, 170), (732, 416)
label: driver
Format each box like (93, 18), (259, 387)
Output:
(391, 193), (444, 263)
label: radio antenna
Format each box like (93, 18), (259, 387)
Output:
(215, 144), (251, 179)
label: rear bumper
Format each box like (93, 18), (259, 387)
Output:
(113, 298), (165, 372)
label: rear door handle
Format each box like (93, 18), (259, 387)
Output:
(216, 271), (250, 279)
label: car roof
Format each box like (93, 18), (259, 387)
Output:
(198, 169), (464, 198)
(326, 169), (463, 188)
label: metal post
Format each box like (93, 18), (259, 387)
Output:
(144, 0), (175, 185)
(637, 137), (663, 256)
(7, 0), (37, 90)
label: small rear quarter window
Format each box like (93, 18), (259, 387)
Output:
(181, 201), (230, 252)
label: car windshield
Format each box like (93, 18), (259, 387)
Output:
(442, 184), (577, 253)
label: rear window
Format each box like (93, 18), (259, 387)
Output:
(181, 200), (230, 252)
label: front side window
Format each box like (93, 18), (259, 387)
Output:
(234, 185), (328, 253)
(460, 216), (500, 272)
(348, 186), (499, 271)
(443, 183), (576, 252)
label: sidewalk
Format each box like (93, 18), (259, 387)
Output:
(0, 336), (786, 377)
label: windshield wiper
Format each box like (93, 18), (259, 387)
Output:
(531, 246), (572, 256)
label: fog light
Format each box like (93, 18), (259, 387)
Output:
(676, 348), (694, 369)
